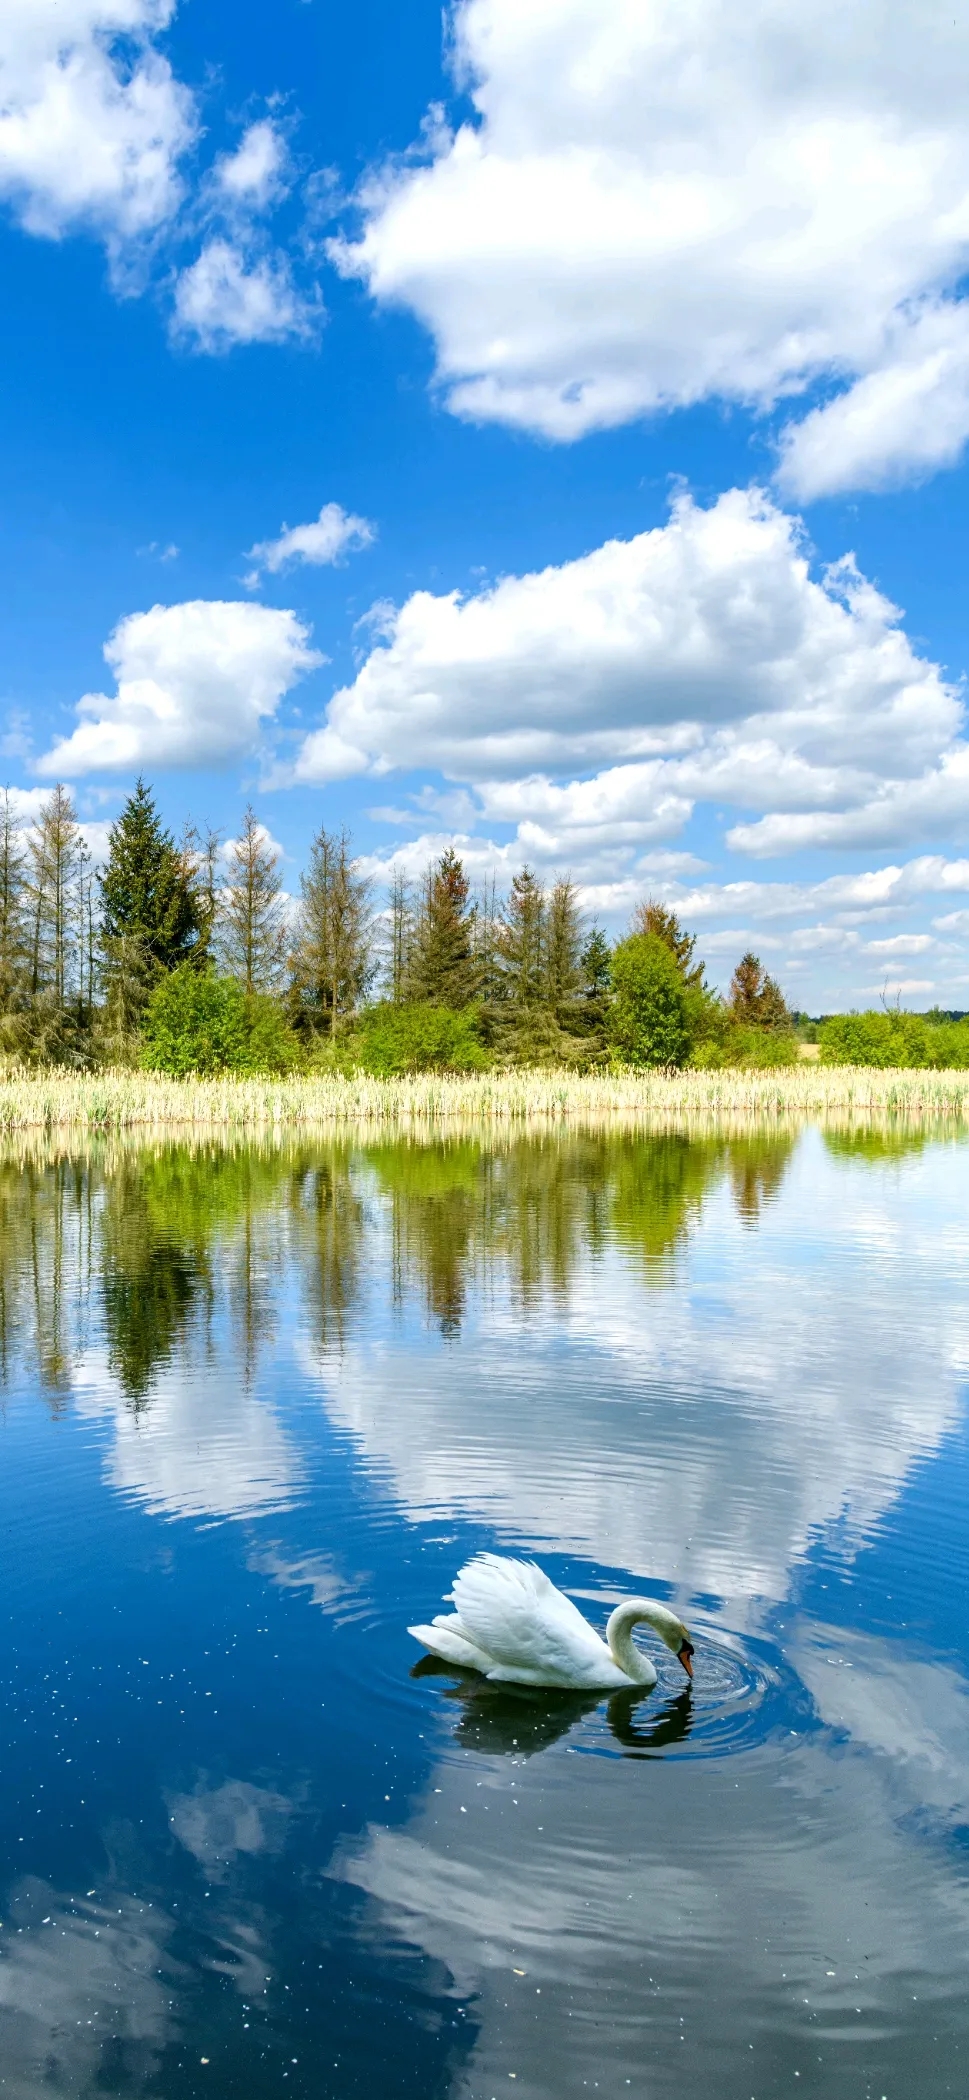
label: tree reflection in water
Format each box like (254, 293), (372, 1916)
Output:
(0, 1118), (928, 1402)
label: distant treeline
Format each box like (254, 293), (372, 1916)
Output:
(0, 777), (959, 1074)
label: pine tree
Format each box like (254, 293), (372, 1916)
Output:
(495, 866), (545, 1007)
(387, 867), (413, 1003)
(543, 877), (584, 1017)
(0, 790), (27, 1019)
(472, 872), (502, 1006)
(100, 780), (202, 1028)
(27, 785), (81, 1007)
(291, 826), (374, 1035)
(408, 849), (478, 1006)
(631, 899), (706, 988)
(181, 820), (223, 962)
(217, 807), (288, 994)
(580, 925), (611, 1003)
(728, 952), (791, 1030)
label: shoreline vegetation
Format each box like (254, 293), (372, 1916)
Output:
(5, 779), (966, 1085)
(0, 1064), (967, 1137)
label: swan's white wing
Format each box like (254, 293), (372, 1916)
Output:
(449, 1555), (611, 1681)
(408, 1617), (495, 1672)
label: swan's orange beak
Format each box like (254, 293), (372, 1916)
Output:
(677, 1640), (694, 1679)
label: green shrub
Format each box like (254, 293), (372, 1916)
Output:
(818, 1010), (969, 1068)
(141, 966), (302, 1076)
(607, 933), (696, 1068)
(691, 1025), (799, 1070)
(352, 1001), (489, 1076)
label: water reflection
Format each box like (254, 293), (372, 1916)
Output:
(411, 1653), (696, 1756)
(0, 1119), (967, 2100)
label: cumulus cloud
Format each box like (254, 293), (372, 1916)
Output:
(214, 119), (288, 213)
(38, 598), (321, 776)
(332, 0), (969, 489)
(172, 238), (318, 352)
(293, 486), (968, 869)
(777, 301), (969, 499)
(0, 0), (194, 247)
(244, 501), (375, 586)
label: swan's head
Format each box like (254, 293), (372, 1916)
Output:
(649, 1604), (695, 1679)
(606, 1598), (695, 1679)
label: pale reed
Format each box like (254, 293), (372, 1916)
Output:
(0, 1064), (965, 1138)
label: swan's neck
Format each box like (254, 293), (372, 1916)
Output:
(606, 1600), (678, 1682)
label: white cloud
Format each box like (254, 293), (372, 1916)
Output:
(214, 119), (288, 213)
(294, 488), (959, 784)
(37, 598), (321, 776)
(332, 0), (969, 489)
(865, 933), (935, 956)
(293, 486), (967, 865)
(245, 501), (375, 586)
(172, 238), (318, 352)
(777, 301), (969, 499)
(0, 0), (194, 246)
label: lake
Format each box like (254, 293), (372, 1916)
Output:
(0, 1123), (967, 2100)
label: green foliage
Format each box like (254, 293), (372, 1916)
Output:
(407, 850), (479, 1007)
(100, 780), (202, 984)
(350, 1001), (489, 1076)
(692, 1023), (799, 1070)
(608, 932), (698, 1068)
(819, 1009), (969, 1068)
(728, 951), (791, 1030)
(141, 964), (301, 1076)
(630, 900), (706, 989)
(290, 826), (375, 1037)
(495, 866), (546, 1008)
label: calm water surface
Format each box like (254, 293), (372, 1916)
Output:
(0, 1126), (967, 2100)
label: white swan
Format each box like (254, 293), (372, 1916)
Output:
(409, 1554), (695, 1690)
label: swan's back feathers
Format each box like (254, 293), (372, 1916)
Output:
(448, 1554), (609, 1682)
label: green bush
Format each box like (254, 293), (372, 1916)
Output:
(608, 933), (697, 1068)
(352, 1001), (489, 1076)
(141, 966), (302, 1076)
(691, 1024), (799, 1070)
(818, 1010), (969, 1068)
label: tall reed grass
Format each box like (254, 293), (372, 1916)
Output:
(0, 1064), (965, 1137)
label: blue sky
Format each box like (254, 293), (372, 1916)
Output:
(4, 0), (969, 1008)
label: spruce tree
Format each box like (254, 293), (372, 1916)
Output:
(408, 849), (478, 1006)
(496, 866), (545, 1007)
(217, 807), (288, 994)
(100, 781), (201, 981)
(728, 952), (791, 1030)
(580, 925), (611, 1003)
(543, 877), (584, 1017)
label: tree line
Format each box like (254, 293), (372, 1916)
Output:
(0, 778), (797, 1073)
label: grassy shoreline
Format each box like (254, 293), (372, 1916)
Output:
(0, 1064), (965, 1135)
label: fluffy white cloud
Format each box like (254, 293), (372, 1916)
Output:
(0, 0), (194, 245)
(245, 501), (375, 585)
(777, 301), (969, 499)
(294, 486), (968, 865)
(172, 238), (318, 351)
(214, 119), (288, 212)
(333, 0), (969, 489)
(38, 598), (321, 776)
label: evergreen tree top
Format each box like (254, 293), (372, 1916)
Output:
(100, 779), (201, 971)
